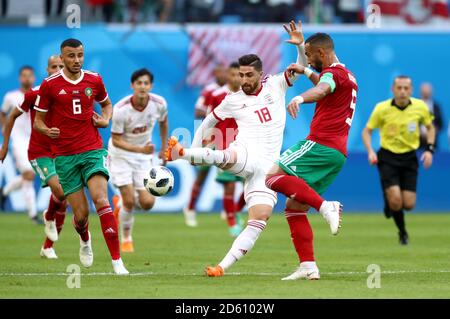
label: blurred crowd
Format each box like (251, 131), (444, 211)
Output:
(0, 0), (448, 25)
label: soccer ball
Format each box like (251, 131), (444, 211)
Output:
(144, 166), (174, 196)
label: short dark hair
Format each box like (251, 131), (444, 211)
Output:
(305, 33), (334, 50)
(238, 54), (262, 71)
(19, 65), (34, 74)
(393, 75), (412, 84)
(60, 38), (83, 51)
(229, 61), (240, 69)
(131, 68), (154, 83)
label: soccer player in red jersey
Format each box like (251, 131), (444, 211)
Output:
(0, 55), (67, 259)
(266, 32), (358, 280)
(33, 38), (128, 275)
(183, 64), (227, 227)
(206, 62), (245, 237)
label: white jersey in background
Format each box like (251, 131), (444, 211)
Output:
(1, 88), (33, 172)
(1, 89), (31, 140)
(108, 93), (168, 160)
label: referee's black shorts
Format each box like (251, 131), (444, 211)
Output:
(376, 148), (418, 192)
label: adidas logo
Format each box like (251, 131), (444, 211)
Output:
(105, 228), (116, 234)
(58, 89), (67, 95)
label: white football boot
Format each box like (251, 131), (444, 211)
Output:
(79, 231), (93, 267)
(112, 258), (129, 275)
(43, 210), (58, 242)
(183, 207), (198, 227)
(282, 262), (320, 281)
(40, 246), (58, 259)
(319, 201), (342, 235)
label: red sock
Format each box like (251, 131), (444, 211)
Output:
(223, 195), (236, 226)
(48, 194), (67, 221)
(97, 205), (120, 260)
(188, 183), (201, 210)
(73, 216), (89, 242)
(266, 175), (324, 211)
(285, 209), (315, 262)
(236, 192), (246, 211)
(43, 210), (66, 249)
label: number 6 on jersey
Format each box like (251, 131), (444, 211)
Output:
(73, 99), (82, 114)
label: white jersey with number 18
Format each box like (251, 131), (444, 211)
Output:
(211, 71), (294, 168)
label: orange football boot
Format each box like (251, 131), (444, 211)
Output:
(121, 240), (134, 253)
(165, 137), (184, 161)
(205, 265), (224, 277)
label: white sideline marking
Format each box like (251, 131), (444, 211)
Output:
(0, 270), (450, 277)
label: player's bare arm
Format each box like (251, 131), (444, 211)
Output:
(287, 82), (331, 119)
(158, 117), (169, 165)
(421, 123), (435, 169)
(111, 133), (155, 154)
(33, 111), (60, 139)
(0, 107), (23, 162)
(92, 98), (112, 128)
(362, 126), (378, 165)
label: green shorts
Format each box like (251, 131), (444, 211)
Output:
(196, 165), (210, 172)
(55, 149), (109, 196)
(216, 169), (245, 184)
(30, 157), (57, 187)
(277, 140), (346, 195)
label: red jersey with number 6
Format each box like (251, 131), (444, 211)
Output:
(307, 63), (358, 157)
(18, 86), (53, 160)
(35, 70), (109, 156)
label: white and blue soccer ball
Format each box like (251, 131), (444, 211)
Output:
(144, 166), (174, 196)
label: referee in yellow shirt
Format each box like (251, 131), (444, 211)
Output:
(362, 75), (435, 245)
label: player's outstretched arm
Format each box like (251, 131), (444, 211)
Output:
(34, 111), (60, 139)
(0, 107), (22, 162)
(283, 20), (308, 67)
(286, 83), (331, 119)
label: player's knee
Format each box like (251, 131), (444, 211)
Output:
(388, 197), (403, 211)
(141, 200), (155, 211)
(122, 196), (135, 211)
(93, 195), (109, 209)
(22, 170), (35, 180)
(403, 201), (415, 211)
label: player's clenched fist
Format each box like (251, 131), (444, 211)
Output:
(140, 142), (155, 155)
(368, 150), (378, 165)
(46, 127), (60, 139)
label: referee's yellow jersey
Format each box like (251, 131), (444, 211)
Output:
(366, 98), (434, 154)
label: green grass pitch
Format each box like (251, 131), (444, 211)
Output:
(0, 212), (449, 298)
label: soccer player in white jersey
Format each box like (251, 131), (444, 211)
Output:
(108, 68), (169, 253)
(0, 66), (40, 224)
(165, 20), (342, 277)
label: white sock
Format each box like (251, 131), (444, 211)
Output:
(3, 175), (23, 195)
(119, 206), (134, 242)
(182, 148), (230, 167)
(218, 220), (266, 270)
(22, 180), (37, 218)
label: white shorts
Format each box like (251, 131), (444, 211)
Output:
(12, 136), (33, 173)
(108, 155), (151, 190)
(226, 142), (277, 209)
